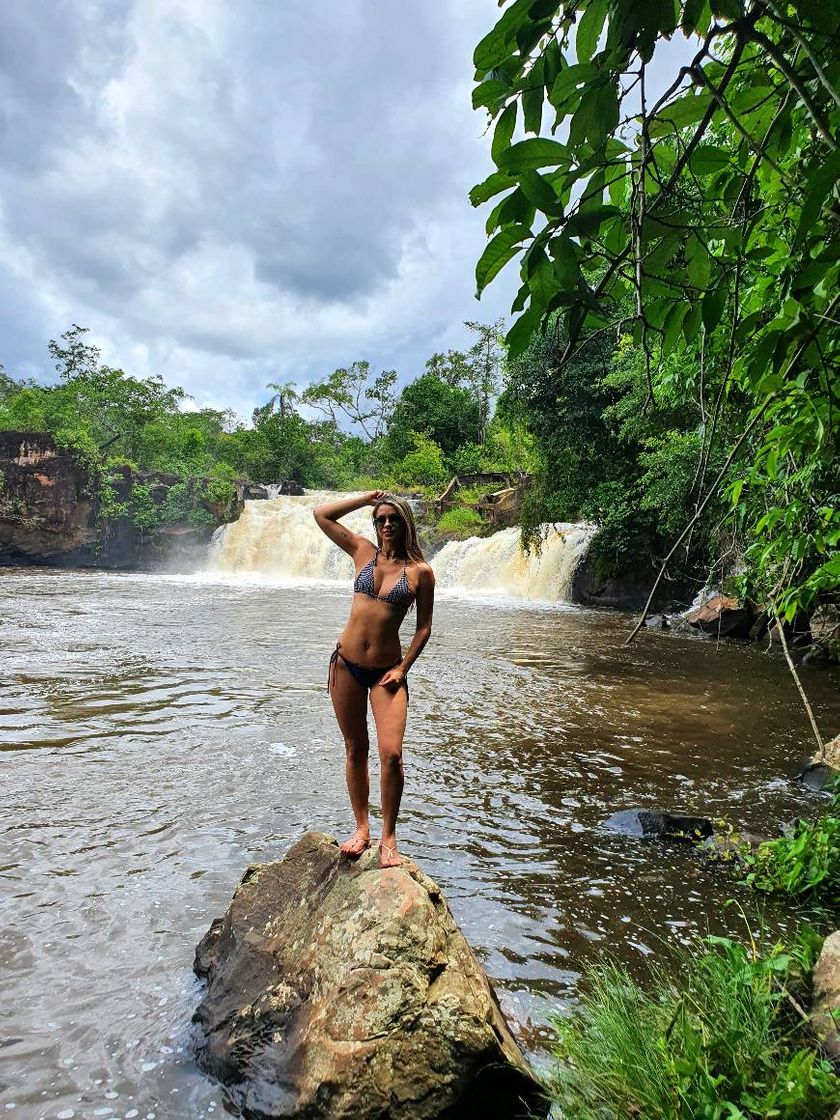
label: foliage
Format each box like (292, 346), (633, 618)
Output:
(436, 507), (485, 538)
(301, 361), (397, 441)
(391, 432), (448, 488)
(547, 930), (840, 1120)
(472, 1), (839, 618)
(743, 784), (840, 903)
(387, 372), (481, 460)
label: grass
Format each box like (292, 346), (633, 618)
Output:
(546, 930), (840, 1120)
(435, 506), (485, 538)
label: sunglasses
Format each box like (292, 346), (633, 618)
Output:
(373, 514), (404, 526)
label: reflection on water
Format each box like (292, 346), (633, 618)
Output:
(1, 567), (837, 1118)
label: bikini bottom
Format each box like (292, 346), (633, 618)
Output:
(328, 643), (408, 701)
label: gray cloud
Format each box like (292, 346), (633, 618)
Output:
(2, 2), (692, 418)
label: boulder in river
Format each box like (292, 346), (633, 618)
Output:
(604, 809), (714, 843)
(795, 733), (840, 792)
(683, 593), (755, 639)
(811, 930), (840, 1062)
(193, 832), (545, 1120)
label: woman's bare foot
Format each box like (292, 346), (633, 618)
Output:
(340, 828), (371, 857)
(379, 837), (401, 868)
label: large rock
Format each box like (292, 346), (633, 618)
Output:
(683, 593), (755, 639)
(604, 809), (714, 843)
(795, 733), (840, 792)
(0, 430), (94, 561)
(193, 833), (544, 1120)
(811, 930), (840, 1061)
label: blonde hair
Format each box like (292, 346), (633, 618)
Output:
(372, 494), (425, 563)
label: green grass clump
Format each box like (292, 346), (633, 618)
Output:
(436, 507), (485, 537)
(743, 785), (839, 904)
(547, 932), (840, 1120)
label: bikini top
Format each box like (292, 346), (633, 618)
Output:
(353, 548), (415, 607)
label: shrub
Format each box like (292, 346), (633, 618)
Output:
(547, 931), (839, 1120)
(436, 507), (484, 538)
(393, 432), (447, 487)
(743, 784), (839, 903)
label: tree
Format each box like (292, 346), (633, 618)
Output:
(387, 373), (481, 460)
(465, 319), (506, 442)
(301, 361), (397, 440)
(265, 380), (299, 421)
(471, 1), (839, 626)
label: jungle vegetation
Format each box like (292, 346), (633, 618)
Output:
(470, 0), (838, 631)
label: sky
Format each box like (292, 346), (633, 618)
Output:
(0, 0), (527, 419)
(0, 2), (696, 421)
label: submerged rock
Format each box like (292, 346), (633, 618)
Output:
(699, 831), (766, 865)
(604, 809), (714, 843)
(193, 832), (544, 1120)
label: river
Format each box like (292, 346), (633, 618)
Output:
(2, 497), (838, 1119)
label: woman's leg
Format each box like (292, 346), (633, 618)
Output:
(329, 658), (371, 854)
(369, 681), (408, 867)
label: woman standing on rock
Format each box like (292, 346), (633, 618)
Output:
(313, 491), (435, 868)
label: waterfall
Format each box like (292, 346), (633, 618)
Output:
(432, 524), (594, 602)
(207, 493), (593, 602)
(207, 492), (366, 582)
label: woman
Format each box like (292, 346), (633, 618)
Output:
(313, 490), (435, 868)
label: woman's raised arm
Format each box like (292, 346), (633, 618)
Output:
(312, 491), (383, 559)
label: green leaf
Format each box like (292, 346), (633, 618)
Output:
(683, 302), (703, 342)
(702, 285), (726, 331)
(686, 240), (711, 290)
(527, 247), (561, 306)
(549, 235), (579, 288)
(682, 0), (710, 33)
(795, 150), (840, 247)
(523, 81), (544, 135)
(498, 137), (572, 172)
(473, 0), (532, 71)
(492, 102), (517, 163)
(576, 0), (608, 63)
(518, 168), (563, 212)
(469, 171), (516, 207)
(565, 205), (620, 239)
(662, 302), (688, 355)
(472, 79), (511, 111)
(476, 224), (531, 294)
(505, 305), (541, 359)
(548, 62), (598, 109)
(648, 91), (713, 137)
(689, 145), (730, 175)
(593, 81), (620, 140)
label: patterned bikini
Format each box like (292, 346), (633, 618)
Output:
(328, 547), (414, 695)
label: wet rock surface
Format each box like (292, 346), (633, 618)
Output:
(193, 832), (544, 1120)
(811, 930), (840, 1061)
(604, 809), (714, 842)
(683, 593), (755, 639)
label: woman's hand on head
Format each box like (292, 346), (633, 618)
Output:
(367, 489), (386, 506)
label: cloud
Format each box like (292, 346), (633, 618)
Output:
(0, 2), (697, 420)
(0, 0), (520, 417)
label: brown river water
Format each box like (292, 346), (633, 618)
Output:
(2, 543), (838, 1118)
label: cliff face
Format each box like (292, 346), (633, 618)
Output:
(0, 431), (95, 563)
(0, 431), (244, 569)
